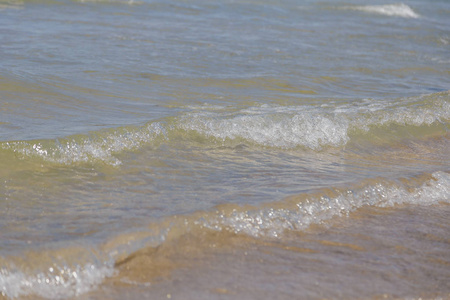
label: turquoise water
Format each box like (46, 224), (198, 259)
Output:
(0, 0), (449, 298)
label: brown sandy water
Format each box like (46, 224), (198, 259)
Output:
(77, 204), (450, 300)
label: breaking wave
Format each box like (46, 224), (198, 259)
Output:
(344, 3), (420, 18)
(1, 92), (448, 166)
(205, 171), (450, 237)
(1, 262), (114, 299)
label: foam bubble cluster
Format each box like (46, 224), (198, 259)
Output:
(178, 94), (449, 150)
(0, 262), (114, 299)
(178, 107), (350, 150)
(4, 122), (167, 166)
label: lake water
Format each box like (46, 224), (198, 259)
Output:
(0, 0), (449, 299)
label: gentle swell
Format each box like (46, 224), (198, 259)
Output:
(1, 92), (448, 166)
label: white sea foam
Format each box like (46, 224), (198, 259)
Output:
(5, 122), (167, 166)
(347, 3), (420, 18)
(179, 107), (350, 149)
(179, 94), (449, 150)
(0, 262), (115, 299)
(205, 171), (450, 238)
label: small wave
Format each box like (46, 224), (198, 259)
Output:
(178, 107), (350, 149)
(178, 92), (449, 150)
(109, 171), (450, 255)
(0, 260), (114, 299)
(1, 172), (448, 298)
(202, 171), (450, 237)
(345, 3), (420, 18)
(2, 122), (167, 166)
(101, 171), (450, 286)
(1, 92), (448, 166)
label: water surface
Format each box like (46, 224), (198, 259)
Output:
(0, 0), (449, 298)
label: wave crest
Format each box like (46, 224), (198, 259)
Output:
(203, 171), (450, 237)
(1, 264), (114, 299)
(2, 92), (448, 165)
(346, 3), (420, 18)
(2, 122), (167, 166)
(178, 92), (449, 150)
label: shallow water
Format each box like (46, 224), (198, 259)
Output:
(0, 0), (449, 299)
(82, 204), (450, 300)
